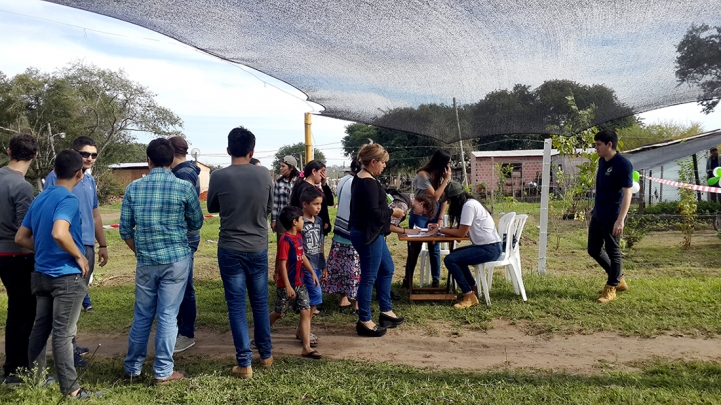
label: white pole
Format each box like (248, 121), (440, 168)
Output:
(453, 97), (469, 187)
(538, 138), (552, 275)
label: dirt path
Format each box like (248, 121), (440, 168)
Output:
(26, 321), (721, 373)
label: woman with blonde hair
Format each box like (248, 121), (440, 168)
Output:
(349, 142), (404, 337)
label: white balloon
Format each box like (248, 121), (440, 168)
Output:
(714, 167), (721, 178)
(631, 182), (640, 193)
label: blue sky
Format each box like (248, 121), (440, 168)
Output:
(1, 0), (719, 168)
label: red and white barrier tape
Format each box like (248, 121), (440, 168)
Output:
(103, 214), (219, 230)
(640, 174), (721, 194)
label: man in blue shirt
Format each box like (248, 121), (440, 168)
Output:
(15, 150), (97, 399)
(45, 136), (108, 367)
(588, 129), (633, 304)
(120, 138), (204, 384)
(45, 136), (109, 313)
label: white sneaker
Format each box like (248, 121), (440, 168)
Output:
(174, 335), (195, 353)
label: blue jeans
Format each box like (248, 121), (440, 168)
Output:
(405, 212), (441, 283)
(124, 257), (190, 379)
(303, 268), (323, 306)
(217, 247), (272, 367)
(443, 243), (502, 294)
(350, 228), (394, 322)
(177, 239), (199, 338)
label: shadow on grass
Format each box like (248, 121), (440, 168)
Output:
(2, 356), (720, 404)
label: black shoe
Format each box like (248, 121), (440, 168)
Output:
(431, 280), (440, 288)
(74, 353), (88, 367)
(2, 375), (24, 386)
(75, 345), (90, 356)
(401, 279), (409, 289)
(356, 321), (387, 337)
(390, 292), (401, 301)
(378, 313), (405, 328)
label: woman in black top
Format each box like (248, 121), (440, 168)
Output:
(349, 142), (404, 337)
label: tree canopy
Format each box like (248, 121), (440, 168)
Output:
(0, 62), (183, 194)
(676, 24), (721, 113)
(271, 142), (326, 171)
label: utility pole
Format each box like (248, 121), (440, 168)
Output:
(304, 113), (313, 163)
(453, 98), (469, 187)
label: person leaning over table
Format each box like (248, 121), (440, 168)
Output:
(403, 150), (452, 289)
(348, 141), (405, 337)
(429, 181), (502, 309)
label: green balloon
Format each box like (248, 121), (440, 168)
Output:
(632, 171), (640, 182)
(708, 177), (720, 186)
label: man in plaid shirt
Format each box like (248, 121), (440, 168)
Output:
(120, 138), (204, 384)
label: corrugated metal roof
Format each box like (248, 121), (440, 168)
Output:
(625, 129), (721, 170)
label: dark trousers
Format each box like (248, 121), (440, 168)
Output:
(81, 246), (95, 309)
(0, 254), (36, 376)
(27, 272), (87, 395)
(587, 215), (623, 286)
(177, 240), (199, 338)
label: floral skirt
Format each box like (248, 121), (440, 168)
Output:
(322, 241), (361, 299)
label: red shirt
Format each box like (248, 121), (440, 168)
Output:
(276, 232), (304, 288)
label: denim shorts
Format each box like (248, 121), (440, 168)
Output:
(303, 268), (323, 306)
(274, 285), (310, 313)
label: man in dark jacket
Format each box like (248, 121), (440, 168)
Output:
(168, 136), (202, 353)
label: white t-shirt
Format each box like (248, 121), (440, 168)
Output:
(459, 199), (501, 246)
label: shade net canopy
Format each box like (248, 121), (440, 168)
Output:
(48, 0), (721, 143)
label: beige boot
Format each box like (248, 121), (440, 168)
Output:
(232, 365), (252, 379)
(598, 276), (628, 294)
(453, 293), (480, 309)
(260, 356), (273, 369)
(616, 276), (629, 292)
(597, 285), (617, 304)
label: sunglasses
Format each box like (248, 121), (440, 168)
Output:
(78, 151), (98, 159)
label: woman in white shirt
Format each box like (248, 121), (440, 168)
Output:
(430, 182), (502, 309)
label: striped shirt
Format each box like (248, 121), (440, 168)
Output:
(272, 176), (296, 221)
(119, 168), (204, 265)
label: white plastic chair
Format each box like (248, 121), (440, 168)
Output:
(419, 215), (452, 287)
(479, 214), (529, 304)
(472, 212), (515, 306)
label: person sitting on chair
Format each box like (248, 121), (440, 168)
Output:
(429, 181), (501, 309)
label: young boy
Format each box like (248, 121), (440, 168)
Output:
(299, 188), (327, 346)
(270, 206), (322, 359)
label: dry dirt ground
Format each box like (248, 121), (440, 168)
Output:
(14, 321), (720, 374)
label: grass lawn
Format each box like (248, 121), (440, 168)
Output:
(1, 201), (720, 403)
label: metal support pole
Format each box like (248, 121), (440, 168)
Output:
(538, 138), (552, 275)
(304, 113), (313, 162)
(453, 98), (469, 187)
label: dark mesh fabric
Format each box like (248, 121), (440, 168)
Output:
(48, 0), (721, 142)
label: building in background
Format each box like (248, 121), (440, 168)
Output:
(109, 161), (211, 192)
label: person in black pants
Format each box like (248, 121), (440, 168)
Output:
(0, 134), (38, 384)
(588, 129), (633, 304)
(706, 147), (720, 203)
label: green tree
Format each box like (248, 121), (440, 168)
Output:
(341, 123), (450, 174)
(0, 62), (183, 193)
(677, 158), (698, 249)
(676, 24), (721, 113)
(549, 93), (599, 222)
(271, 142), (326, 171)
(471, 80), (635, 151)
